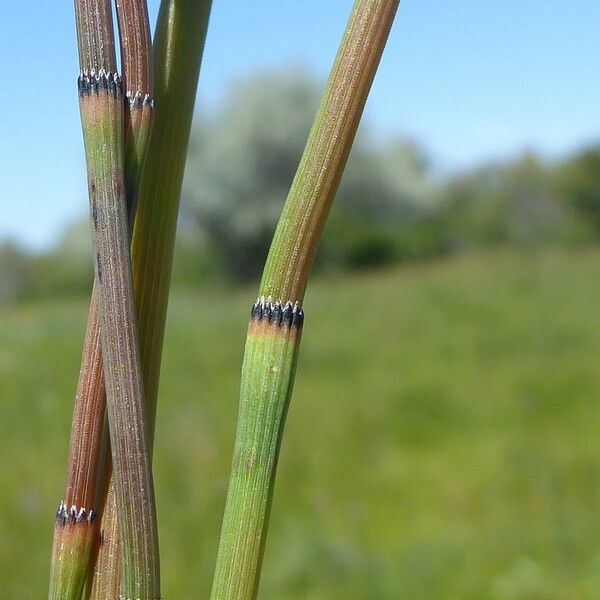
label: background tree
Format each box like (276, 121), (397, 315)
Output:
(441, 152), (589, 251)
(557, 147), (600, 238)
(0, 241), (31, 305)
(182, 69), (434, 280)
(2, 69), (600, 306)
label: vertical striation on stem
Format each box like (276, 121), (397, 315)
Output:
(211, 2), (400, 598)
(48, 288), (107, 600)
(48, 3), (118, 598)
(89, 0), (213, 596)
(79, 67), (160, 600)
(260, 0), (401, 303)
(88, 1), (155, 596)
(50, 0), (159, 597)
(116, 0), (155, 216)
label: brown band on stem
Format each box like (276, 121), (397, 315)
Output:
(247, 319), (303, 342)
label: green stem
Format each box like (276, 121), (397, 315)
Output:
(88, 0), (213, 595)
(79, 69), (160, 600)
(50, 1), (157, 597)
(48, 3), (118, 598)
(131, 0), (213, 426)
(211, 2), (400, 598)
(260, 0), (400, 302)
(211, 303), (304, 600)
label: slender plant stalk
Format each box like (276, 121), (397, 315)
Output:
(76, 0), (161, 597)
(85, 4), (155, 596)
(116, 0), (155, 215)
(74, 0), (116, 75)
(49, 1), (155, 598)
(48, 290), (108, 600)
(48, 3), (118, 598)
(88, 0), (214, 596)
(88, 478), (120, 599)
(210, 2), (400, 598)
(132, 0), (213, 439)
(79, 64), (160, 600)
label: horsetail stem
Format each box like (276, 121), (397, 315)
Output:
(89, 479), (121, 599)
(210, 301), (304, 600)
(89, 0), (213, 596)
(48, 288), (107, 600)
(79, 67), (160, 600)
(130, 0), (213, 432)
(48, 3), (118, 598)
(86, 1), (156, 596)
(74, 0), (117, 75)
(116, 0), (153, 96)
(116, 0), (155, 216)
(210, 2), (400, 598)
(49, 1), (157, 597)
(260, 0), (400, 302)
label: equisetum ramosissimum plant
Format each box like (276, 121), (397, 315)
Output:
(49, 1), (398, 598)
(211, 2), (399, 597)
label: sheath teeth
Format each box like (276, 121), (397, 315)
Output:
(77, 69), (123, 98)
(56, 500), (97, 525)
(250, 297), (304, 328)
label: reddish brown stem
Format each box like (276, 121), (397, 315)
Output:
(49, 2), (117, 598)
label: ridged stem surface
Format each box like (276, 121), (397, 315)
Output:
(89, 0), (213, 596)
(79, 70), (160, 600)
(211, 304), (303, 600)
(74, 0), (116, 74)
(116, 0), (155, 216)
(260, 0), (400, 303)
(85, 3), (155, 599)
(48, 288), (108, 600)
(48, 3), (117, 598)
(116, 0), (153, 95)
(51, 0), (156, 597)
(211, 2), (399, 598)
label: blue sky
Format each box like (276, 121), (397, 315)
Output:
(1, 0), (599, 249)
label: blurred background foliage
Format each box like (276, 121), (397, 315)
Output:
(4, 68), (600, 599)
(6, 252), (600, 599)
(3, 68), (599, 305)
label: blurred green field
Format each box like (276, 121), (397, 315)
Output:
(2, 250), (600, 599)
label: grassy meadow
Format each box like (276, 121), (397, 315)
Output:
(2, 250), (600, 599)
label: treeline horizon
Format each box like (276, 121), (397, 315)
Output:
(2, 69), (599, 305)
